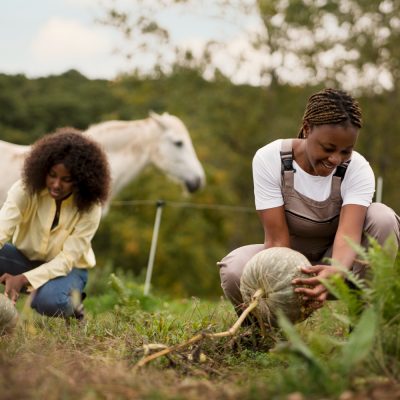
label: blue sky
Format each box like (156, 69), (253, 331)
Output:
(2, 0), (133, 78)
(0, 0), (264, 82)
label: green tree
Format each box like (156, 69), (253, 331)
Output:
(100, 0), (400, 92)
(0, 70), (398, 298)
(256, 0), (400, 91)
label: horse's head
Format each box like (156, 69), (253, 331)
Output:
(149, 111), (206, 192)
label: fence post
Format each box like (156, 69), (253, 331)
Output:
(144, 200), (165, 296)
(376, 176), (383, 203)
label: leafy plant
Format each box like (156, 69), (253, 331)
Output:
(108, 272), (162, 314)
(269, 238), (399, 397)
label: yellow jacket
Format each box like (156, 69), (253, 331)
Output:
(0, 180), (102, 289)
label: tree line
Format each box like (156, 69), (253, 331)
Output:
(0, 69), (399, 297)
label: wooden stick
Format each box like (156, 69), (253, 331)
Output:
(133, 288), (264, 369)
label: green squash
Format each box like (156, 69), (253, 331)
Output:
(240, 247), (314, 327)
(0, 294), (18, 334)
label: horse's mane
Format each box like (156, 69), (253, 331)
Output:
(84, 119), (156, 151)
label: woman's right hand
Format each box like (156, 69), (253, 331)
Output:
(0, 273), (29, 304)
(292, 265), (343, 304)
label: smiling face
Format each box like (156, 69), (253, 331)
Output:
(46, 163), (75, 201)
(300, 123), (359, 176)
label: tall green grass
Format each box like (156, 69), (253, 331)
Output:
(259, 237), (400, 398)
(2, 239), (399, 399)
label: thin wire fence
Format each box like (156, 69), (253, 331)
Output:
(110, 199), (255, 295)
(110, 175), (384, 211)
(110, 175), (384, 295)
(111, 199), (255, 213)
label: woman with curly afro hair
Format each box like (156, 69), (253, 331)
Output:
(0, 127), (110, 320)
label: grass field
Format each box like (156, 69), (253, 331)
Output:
(1, 242), (399, 400)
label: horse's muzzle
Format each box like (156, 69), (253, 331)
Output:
(185, 177), (203, 193)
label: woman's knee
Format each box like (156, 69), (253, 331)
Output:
(217, 244), (264, 306)
(31, 289), (73, 317)
(364, 203), (400, 246)
(30, 268), (88, 317)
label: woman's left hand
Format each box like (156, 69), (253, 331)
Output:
(0, 273), (29, 304)
(292, 265), (343, 306)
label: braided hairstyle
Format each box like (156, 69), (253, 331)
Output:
(298, 88), (362, 138)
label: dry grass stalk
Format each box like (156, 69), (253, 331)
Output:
(133, 288), (265, 369)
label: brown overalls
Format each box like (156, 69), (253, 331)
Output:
(218, 139), (400, 308)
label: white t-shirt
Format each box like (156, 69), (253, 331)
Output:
(253, 139), (375, 211)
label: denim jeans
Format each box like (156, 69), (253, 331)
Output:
(0, 243), (88, 317)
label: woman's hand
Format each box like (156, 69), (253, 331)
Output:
(293, 205), (367, 309)
(292, 265), (343, 307)
(0, 273), (29, 304)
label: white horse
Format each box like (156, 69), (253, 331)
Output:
(0, 112), (206, 214)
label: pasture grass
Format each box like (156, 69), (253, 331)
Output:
(1, 241), (400, 399)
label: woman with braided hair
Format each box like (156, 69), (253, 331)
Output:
(0, 128), (110, 320)
(218, 88), (400, 314)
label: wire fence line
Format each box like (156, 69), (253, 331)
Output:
(112, 176), (385, 295)
(110, 199), (255, 294)
(110, 176), (385, 213)
(111, 199), (255, 213)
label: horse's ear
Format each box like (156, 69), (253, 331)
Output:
(149, 110), (159, 118)
(149, 110), (167, 129)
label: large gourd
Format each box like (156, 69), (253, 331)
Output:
(134, 247), (317, 368)
(0, 294), (18, 334)
(240, 247), (314, 327)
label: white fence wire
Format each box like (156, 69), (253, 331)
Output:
(112, 175), (384, 295)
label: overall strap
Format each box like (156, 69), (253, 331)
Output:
(333, 160), (350, 180)
(331, 160), (351, 198)
(280, 139), (295, 189)
(280, 139), (296, 173)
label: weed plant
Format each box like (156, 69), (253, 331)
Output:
(259, 237), (400, 399)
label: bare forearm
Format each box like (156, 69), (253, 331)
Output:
(331, 235), (360, 270)
(264, 235), (290, 249)
(330, 204), (366, 269)
(259, 208), (290, 249)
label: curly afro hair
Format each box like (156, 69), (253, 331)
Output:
(22, 127), (111, 212)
